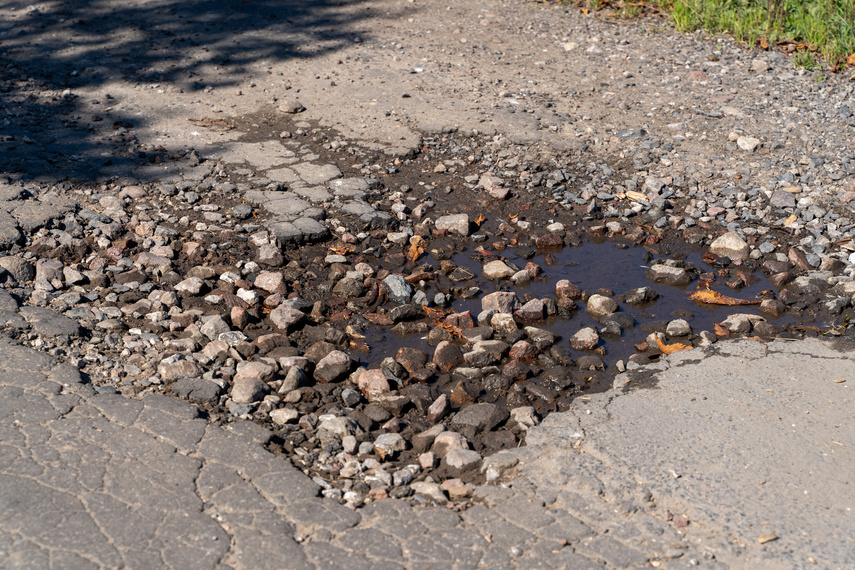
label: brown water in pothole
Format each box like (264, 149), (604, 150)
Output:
(363, 238), (807, 399)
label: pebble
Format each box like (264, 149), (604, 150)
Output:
(709, 232), (750, 260)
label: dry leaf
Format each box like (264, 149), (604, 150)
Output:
(364, 313), (393, 326)
(405, 271), (435, 284)
(422, 306), (448, 323)
(848, 53), (855, 66)
(474, 213), (487, 226)
(689, 288), (760, 306)
(760, 37), (769, 50)
(783, 214), (798, 227)
(714, 323), (730, 337)
(758, 533), (779, 544)
(406, 242), (424, 263)
(625, 190), (646, 202)
(655, 336), (693, 354)
(580, 7), (589, 14)
(328, 245), (353, 256)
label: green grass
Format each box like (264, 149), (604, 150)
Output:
(573, 0), (855, 69)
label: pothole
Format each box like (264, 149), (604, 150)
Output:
(2, 113), (854, 511)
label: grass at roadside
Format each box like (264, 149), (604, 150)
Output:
(571, 0), (855, 69)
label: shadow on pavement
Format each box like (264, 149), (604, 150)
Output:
(0, 0), (390, 183)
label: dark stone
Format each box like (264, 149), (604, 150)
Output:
(395, 346), (429, 373)
(450, 403), (509, 432)
(390, 303), (422, 322)
(542, 366), (573, 391)
(577, 355), (605, 370)
(171, 378), (222, 405)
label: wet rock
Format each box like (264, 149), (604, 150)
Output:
(709, 232), (750, 261)
(555, 279), (582, 301)
(535, 233), (563, 249)
(514, 299), (545, 323)
(395, 347), (429, 374)
(390, 304), (422, 322)
(269, 304), (306, 333)
(450, 403), (509, 432)
(435, 214), (470, 236)
(231, 376), (270, 404)
(768, 271), (794, 288)
(624, 286), (658, 305)
(332, 277), (365, 299)
(490, 312), (518, 334)
(482, 260), (515, 280)
(646, 264), (691, 287)
(383, 274), (413, 304)
(462, 326), (492, 342)
(502, 359), (530, 381)
(570, 327), (600, 350)
(481, 291), (519, 313)
(314, 350), (352, 383)
(577, 355), (605, 370)
(433, 340), (464, 371)
(759, 298), (786, 317)
(508, 340), (539, 362)
(585, 294), (618, 318)
(721, 313), (763, 334)
(666, 319), (692, 337)
(542, 366), (573, 390)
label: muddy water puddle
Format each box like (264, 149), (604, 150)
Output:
(362, 238), (807, 403)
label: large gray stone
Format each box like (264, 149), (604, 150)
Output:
(435, 214), (470, 236)
(172, 377), (223, 405)
(709, 231), (750, 260)
(383, 274), (413, 304)
(269, 304), (306, 333)
(0, 256), (33, 283)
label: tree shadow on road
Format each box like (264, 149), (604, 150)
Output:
(0, 0), (393, 184)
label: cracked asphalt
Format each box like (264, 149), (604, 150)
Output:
(3, 332), (854, 568)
